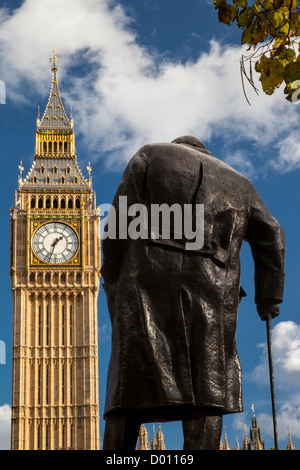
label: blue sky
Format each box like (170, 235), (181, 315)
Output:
(0, 0), (300, 451)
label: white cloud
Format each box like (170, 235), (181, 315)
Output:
(0, 0), (299, 173)
(248, 321), (300, 388)
(0, 404), (11, 450)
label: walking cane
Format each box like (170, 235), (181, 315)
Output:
(266, 315), (279, 450)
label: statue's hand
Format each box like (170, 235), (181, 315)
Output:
(256, 303), (280, 321)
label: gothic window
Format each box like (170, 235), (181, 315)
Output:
(66, 166), (70, 174)
(59, 142), (62, 153)
(53, 165), (58, 174)
(62, 425), (65, 449)
(62, 304), (65, 346)
(37, 425), (41, 450)
(29, 273), (35, 282)
(64, 142), (68, 152)
(40, 165), (45, 174)
(46, 177), (50, 184)
(62, 365), (65, 404)
(75, 198), (80, 209)
(68, 198), (73, 209)
(61, 198), (66, 209)
(53, 197), (58, 209)
(46, 306), (49, 346)
(54, 142), (57, 153)
(45, 273), (50, 282)
(46, 197), (51, 208)
(38, 305), (41, 346)
(76, 273), (81, 282)
(43, 142), (47, 153)
(33, 176), (37, 183)
(45, 424), (49, 450)
(61, 176), (65, 184)
(73, 177), (78, 184)
(31, 197), (36, 209)
(61, 273), (66, 282)
(70, 364), (73, 404)
(38, 366), (41, 404)
(46, 366), (49, 405)
(48, 141), (52, 153)
(38, 197), (43, 209)
(70, 305), (73, 346)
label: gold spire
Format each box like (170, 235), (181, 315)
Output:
(137, 424), (150, 450)
(243, 424), (250, 450)
(50, 48), (60, 71)
(222, 427), (231, 450)
(156, 423), (166, 450)
(254, 433), (263, 450)
(151, 425), (158, 450)
(287, 426), (296, 450)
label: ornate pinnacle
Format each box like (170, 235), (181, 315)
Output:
(50, 48), (59, 71)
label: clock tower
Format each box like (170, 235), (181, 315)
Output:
(10, 50), (100, 450)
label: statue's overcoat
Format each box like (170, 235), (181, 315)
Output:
(102, 137), (285, 422)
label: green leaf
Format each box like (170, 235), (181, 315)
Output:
(233, 0), (248, 7)
(271, 11), (284, 28)
(257, 55), (284, 94)
(241, 24), (254, 43)
(214, 0), (226, 8)
(262, 0), (274, 9)
(218, 4), (238, 24)
(238, 7), (254, 27)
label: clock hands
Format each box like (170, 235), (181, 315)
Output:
(47, 236), (64, 262)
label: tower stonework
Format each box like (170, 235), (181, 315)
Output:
(10, 51), (100, 450)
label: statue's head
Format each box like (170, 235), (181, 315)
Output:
(171, 136), (207, 150)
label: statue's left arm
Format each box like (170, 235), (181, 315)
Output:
(244, 186), (286, 321)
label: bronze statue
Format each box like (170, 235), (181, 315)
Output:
(101, 136), (285, 450)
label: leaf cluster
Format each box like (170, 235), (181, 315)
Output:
(214, 0), (300, 101)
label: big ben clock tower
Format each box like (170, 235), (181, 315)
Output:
(10, 50), (100, 450)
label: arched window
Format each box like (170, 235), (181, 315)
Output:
(46, 197), (51, 208)
(64, 142), (68, 153)
(43, 142), (47, 154)
(38, 365), (41, 404)
(54, 141), (57, 154)
(59, 141), (63, 153)
(68, 198), (73, 209)
(76, 273), (81, 282)
(61, 176), (65, 184)
(45, 273), (50, 282)
(75, 198), (80, 209)
(29, 273), (35, 282)
(38, 198), (43, 209)
(31, 197), (36, 209)
(61, 198), (66, 209)
(53, 197), (58, 209)
(48, 141), (52, 153)
(61, 273), (66, 282)
(40, 165), (45, 174)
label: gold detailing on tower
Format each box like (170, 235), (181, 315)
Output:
(287, 426), (295, 450)
(137, 424), (150, 450)
(50, 48), (59, 72)
(137, 424), (166, 450)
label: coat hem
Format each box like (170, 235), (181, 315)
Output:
(104, 402), (243, 422)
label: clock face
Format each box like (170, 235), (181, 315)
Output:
(32, 222), (79, 264)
